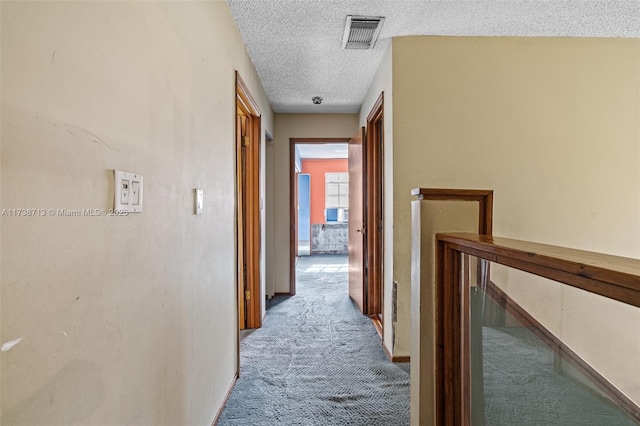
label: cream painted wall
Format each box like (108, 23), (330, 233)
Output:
(388, 36), (640, 360)
(259, 133), (269, 319)
(358, 45), (395, 354)
(271, 114), (358, 294)
(1, 2), (272, 425)
(265, 140), (276, 298)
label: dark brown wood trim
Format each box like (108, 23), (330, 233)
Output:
(435, 239), (446, 425)
(236, 71), (261, 117)
(365, 93), (384, 319)
(461, 255), (472, 424)
(247, 117), (261, 328)
(437, 234), (640, 307)
(437, 240), (465, 425)
(288, 137), (351, 295)
(288, 140), (295, 295)
(291, 137), (352, 143)
(367, 91), (384, 122)
(485, 280), (640, 422)
(212, 372), (239, 426)
(274, 292), (292, 297)
(411, 188), (493, 236)
(236, 72), (262, 330)
(411, 188), (493, 199)
(392, 355), (411, 363)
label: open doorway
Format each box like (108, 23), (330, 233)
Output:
(289, 138), (351, 294)
(288, 122), (384, 336)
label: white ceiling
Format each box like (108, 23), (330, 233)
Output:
(297, 143), (349, 159)
(227, 0), (640, 114)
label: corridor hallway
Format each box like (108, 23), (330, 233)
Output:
(218, 255), (410, 425)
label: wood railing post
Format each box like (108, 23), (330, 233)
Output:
(410, 188), (494, 426)
(437, 242), (466, 426)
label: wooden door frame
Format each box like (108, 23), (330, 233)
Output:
(288, 124), (386, 308)
(236, 71), (262, 330)
(289, 137), (351, 295)
(365, 92), (385, 329)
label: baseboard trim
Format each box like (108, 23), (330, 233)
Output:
(486, 281), (640, 422)
(381, 340), (410, 363)
(211, 372), (239, 426)
(274, 292), (292, 297)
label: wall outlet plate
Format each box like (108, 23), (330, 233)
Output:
(114, 170), (143, 213)
(194, 189), (203, 215)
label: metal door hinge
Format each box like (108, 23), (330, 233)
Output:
(242, 136), (250, 146)
(245, 290), (251, 300)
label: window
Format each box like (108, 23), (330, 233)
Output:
(325, 172), (349, 208)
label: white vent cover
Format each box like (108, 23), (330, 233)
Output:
(341, 15), (385, 50)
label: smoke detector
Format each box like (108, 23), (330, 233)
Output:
(312, 96), (323, 105)
(342, 15), (385, 50)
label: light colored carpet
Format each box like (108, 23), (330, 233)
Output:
(482, 326), (639, 425)
(217, 255), (410, 426)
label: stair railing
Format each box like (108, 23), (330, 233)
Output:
(435, 233), (640, 426)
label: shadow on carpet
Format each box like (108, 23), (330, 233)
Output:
(218, 255), (410, 426)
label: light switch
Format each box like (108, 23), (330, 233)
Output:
(131, 181), (140, 205)
(121, 179), (130, 205)
(114, 170), (143, 213)
(194, 189), (203, 215)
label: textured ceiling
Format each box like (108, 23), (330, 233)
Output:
(227, 0), (640, 114)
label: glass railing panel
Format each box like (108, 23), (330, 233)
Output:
(464, 256), (640, 426)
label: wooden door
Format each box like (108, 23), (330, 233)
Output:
(365, 93), (384, 320)
(236, 72), (262, 330)
(236, 114), (246, 330)
(348, 127), (366, 312)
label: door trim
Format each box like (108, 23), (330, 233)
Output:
(236, 71), (262, 331)
(365, 92), (384, 320)
(289, 138), (351, 295)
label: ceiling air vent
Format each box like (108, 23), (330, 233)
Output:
(341, 15), (385, 50)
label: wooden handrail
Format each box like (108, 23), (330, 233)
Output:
(435, 233), (640, 426)
(438, 233), (640, 307)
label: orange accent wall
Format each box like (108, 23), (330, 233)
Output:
(301, 158), (348, 225)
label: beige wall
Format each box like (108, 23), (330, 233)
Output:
(271, 114), (358, 293)
(388, 36), (640, 360)
(1, 2), (272, 425)
(265, 140), (276, 297)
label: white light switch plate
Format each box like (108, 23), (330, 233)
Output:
(194, 189), (203, 214)
(114, 170), (143, 213)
